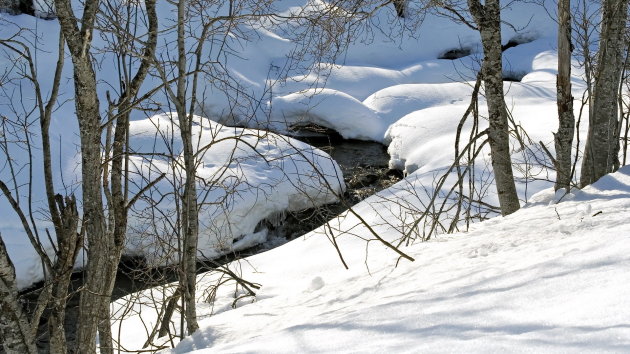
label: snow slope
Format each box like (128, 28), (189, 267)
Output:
(112, 165), (630, 353)
(2, 0), (625, 350)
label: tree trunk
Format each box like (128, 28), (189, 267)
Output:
(176, 0), (200, 334)
(580, 0), (629, 187)
(468, 0), (520, 215)
(54, 0), (111, 352)
(0, 237), (37, 354)
(97, 2), (158, 351)
(48, 195), (81, 353)
(72, 58), (111, 354)
(150, 0), (199, 335)
(554, 0), (575, 191)
(179, 114), (200, 335)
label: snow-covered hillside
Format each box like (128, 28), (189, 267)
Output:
(103, 2), (629, 351)
(113, 164), (630, 353)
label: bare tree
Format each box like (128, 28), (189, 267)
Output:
(95, 0), (159, 351)
(467, 0), (520, 215)
(149, 0), (205, 334)
(1, 23), (81, 352)
(580, 0), (630, 186)
(554, 0), (575, 191)
(51, 0), (161, 351)
(51, 1), (111, 351)
(429, 0), (520, 215)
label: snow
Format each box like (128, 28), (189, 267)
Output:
(270, 88), (384, 141)
(124, 113), (344, 265)
(0, 111), (344, 286)
(101, 1), (630, 351)
(112, 166), (630, 353)
(2, 0), (629, 351)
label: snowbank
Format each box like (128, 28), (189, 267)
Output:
(124, 114), (345, 265)
(112, 166), (630, 353)
(269, 88), (384, 141)
(1, 113), (344, 288)
(0, 0), (598, 296)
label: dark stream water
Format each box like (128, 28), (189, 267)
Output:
(18, 136), (400, 353)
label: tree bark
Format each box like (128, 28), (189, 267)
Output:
(176, 0), (200, 334)
(0, 237), (37, 354)
(37, 30), (82, 354)
(468, 0), (520, 215)
(48, 195), (81, 353)
(97, 2), (158, 351)
(1, 26), (80, 353)
(54, 0), (112, 352)
(554, 0), (575, 191)
(580, 0), (629, 187)
(151, 0), (200, 335)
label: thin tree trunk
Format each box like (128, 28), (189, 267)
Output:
(176, 0), (200, 334)
(468, 0), (520, 215)
(554, 0), (575, 191)
(48, 195), (81, 353)
(96, 1), (158, 351)
(580, 0), (629, 186)
(149, 0), (199, 334)
(38, 30), (82, 354)
(1, 26), (79, 353)
(72, 57), (111, 354)
(54, 0), (111, 352)
(0, 237), (37, 354)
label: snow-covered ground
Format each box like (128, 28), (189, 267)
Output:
(113, 165), (630, 353)
(1, 0), (569, 289)
(124, 114), (344, 265)
(3, 1), (628, 351)
(0, 110), (345, 289)
(102, 1), (630, 351)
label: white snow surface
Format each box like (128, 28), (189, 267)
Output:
(113, 166), (630, 353)
(0, 111), (344, 288)
(124, 114), (344, 265)
(2, 0), (629, 351)
(0, 0), (577, 288)
(270, 88), (384, 141)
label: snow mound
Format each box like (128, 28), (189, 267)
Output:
(269, 88), (385, 141)
(365, 82), (475, 127)
(125, 113), (345, 265)
(2, 113), (345, 289)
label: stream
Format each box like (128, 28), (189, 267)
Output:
(18, 135), (401, 353)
